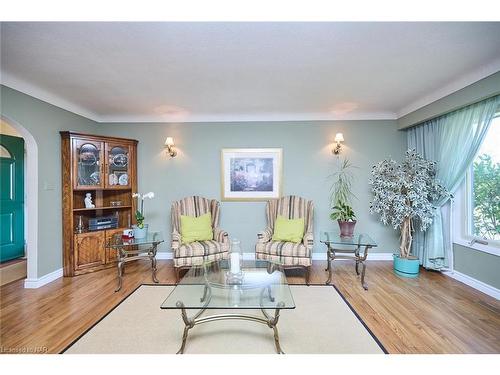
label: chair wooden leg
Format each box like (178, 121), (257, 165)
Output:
(305, 266), (311, 286)
(175, 268), (180, 284)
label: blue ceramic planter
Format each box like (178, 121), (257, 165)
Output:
(393, 254), (420, 278)
(132, 224), (149, 239)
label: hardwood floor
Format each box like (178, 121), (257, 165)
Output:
(0, 260), (499, 354)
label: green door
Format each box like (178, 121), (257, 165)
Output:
(0, 134), (25, 263)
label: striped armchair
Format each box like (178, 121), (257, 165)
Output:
(256, 195), (314, 284)
(171, 196), (229, 282)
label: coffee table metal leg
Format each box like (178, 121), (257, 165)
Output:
(266, 286), (275, 302)
(176, 302), (194, 354)
(270, 306), (284, 354)
(200, 284), (209, 302)
(175, 289), (286, 354)
(359, 245), (371, 290)
(361, 261), (368, 290)
(177, 326), (190, 355)
(326, 247), (334, 285)
(261, 300), (285, 354)
(325, 247), (331, 272)
(115, 258), (124, 292)
(149, 245), (159, 283)
(151, 256), (159, 283)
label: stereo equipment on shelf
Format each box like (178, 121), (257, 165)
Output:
(88, 215), (119, 231)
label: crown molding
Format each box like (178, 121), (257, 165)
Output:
(97, 111), (397, 124)
(3, 61), (499, 124)
(1, 73), (397, 122)
(1, 72), (101, 122)
(397, 58), (500, 118)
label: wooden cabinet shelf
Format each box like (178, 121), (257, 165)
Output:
(61, 131), (138, 277)
(73, 205), (132, 212)
(74, 187), (133, 191)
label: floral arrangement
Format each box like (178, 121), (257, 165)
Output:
(369, 150), (450, 258)
(132, 192), (155, 229)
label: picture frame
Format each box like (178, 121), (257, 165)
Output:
(220, 148), (283, 201)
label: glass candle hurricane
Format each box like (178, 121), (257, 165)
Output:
(227, 238), (243, 283)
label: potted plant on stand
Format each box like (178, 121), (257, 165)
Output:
(329, 158), (357, 237)
(132, 192), (155, 239)
(369, 150), (450, 278)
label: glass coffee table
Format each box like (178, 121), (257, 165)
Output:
(320, 232), (378, 290)
(161, 259), (295, 354)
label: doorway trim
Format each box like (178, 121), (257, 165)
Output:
(1, 115), (39, 286)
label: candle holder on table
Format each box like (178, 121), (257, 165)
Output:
(226, 238), (243, 284)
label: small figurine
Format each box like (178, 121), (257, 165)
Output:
(84, 193), (95, 208)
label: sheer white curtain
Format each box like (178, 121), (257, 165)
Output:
(406, 96), (500, 270)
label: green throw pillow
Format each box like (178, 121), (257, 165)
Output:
(272, 215), (305, 243)
(180, 213), (213, 244)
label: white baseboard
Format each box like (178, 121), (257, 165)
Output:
(156, 252), (393, 261)
(443, 270), (500, 300)
(24, 268), (63, 289)
(156, 252), (173, 260)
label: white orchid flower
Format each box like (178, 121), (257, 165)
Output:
(132, 193), (141, 198)
(143, 192), (155, 199)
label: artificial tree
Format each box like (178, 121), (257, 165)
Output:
(369, 149), (450, 258)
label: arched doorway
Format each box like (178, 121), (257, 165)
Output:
(0, 115), (38, 285)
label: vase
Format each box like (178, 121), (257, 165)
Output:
(338, 220), (356, 237)
(227, 239), (243, 284)
(132, 224), (149, 239)
(393, 254), (420, 278)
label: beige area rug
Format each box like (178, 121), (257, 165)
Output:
(64, 285), (386, 354)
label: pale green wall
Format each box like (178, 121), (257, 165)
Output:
(398, 71), (500, 129)
(453, 244), (500, 289)
(97, 121), (404, 255)
(2, 84), (498, 291)
(1, 85), (404, 278)
(1, 85), (97, 276)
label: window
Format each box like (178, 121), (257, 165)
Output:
(0, 145), (12, 158)
(464, 115), (500, 246)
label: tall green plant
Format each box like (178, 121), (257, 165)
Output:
(330, 202), (356, 222)
(329, 158), (357, 221)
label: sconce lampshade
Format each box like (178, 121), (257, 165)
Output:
(165, 137), (174, 146)
(334, 133), (344, 143)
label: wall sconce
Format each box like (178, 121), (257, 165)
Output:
(332, 133), (344, 155)
(164, 137), (177, 158)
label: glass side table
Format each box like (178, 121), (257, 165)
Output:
(107, 232), (164, 292)
(320, 232), (378, 290)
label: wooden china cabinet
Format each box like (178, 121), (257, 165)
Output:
(60, 132), (138, 276)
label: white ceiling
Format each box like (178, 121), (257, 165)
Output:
(1, 22), (500, 123)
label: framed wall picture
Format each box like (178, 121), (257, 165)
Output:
(221, 148), (283, 201)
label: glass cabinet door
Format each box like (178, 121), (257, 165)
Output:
(105, 143), (131, 188)
(74, 139), (104, 189)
